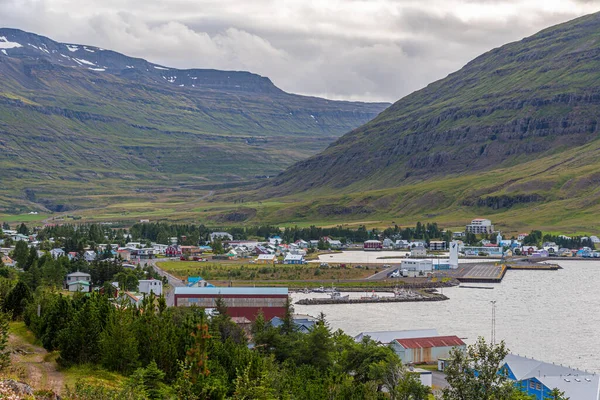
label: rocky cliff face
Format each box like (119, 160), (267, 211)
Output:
(268, 12), (600, 193)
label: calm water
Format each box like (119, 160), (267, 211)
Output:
(292, 260), (600, 373)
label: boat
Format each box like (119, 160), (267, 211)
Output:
(360, 290), (379, 300)
(328, 291), (349, 301)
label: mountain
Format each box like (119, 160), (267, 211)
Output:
(256, 12), (600, 229)
(0, 28), (388, 212)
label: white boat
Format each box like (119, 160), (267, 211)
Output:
(328, 291), (349, 301)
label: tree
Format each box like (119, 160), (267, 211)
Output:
(442, 337), (515, 400)
(373, 358), (430, 400)
(212, 238), (224, 255)
(547, 388), (569, 400)
(100, 303), (140, 374)
(17, 223), (29, 235)
(0, 311), (11, 371)
(3, 281), (32, 320)
(12, 241), (29, 269)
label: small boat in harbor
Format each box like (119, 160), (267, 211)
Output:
(328, 291), (349, 301)
(360, 290), (379, 300)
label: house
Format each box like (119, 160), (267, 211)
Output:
(269, 236), (283, 246)
(138, 279), (163, 296)
(283, 254), (304, 264)
(429, 241), (446, 251)
(394, 240), (410, 249)
(391, 336), (466, 364)
(1, 255), (15, 267)
(225, 249), (238, 260)
(118, 292), (144, 307)
(501, 354), (600, 400)
(50, 248), (65, 259)
(152, 244), (168, 254)
(531, 249), (549, 258)
(410, 246), (427, 257)
(462, 246), (503, 256)
(117, 249), (132, 261)
(187, 276), (215, 288)
(364, 240), (383, 251)
(270, 314), (318, 333)
(67, 252), (78, 261)
(517, 233), (529, 241)
(68, 280), (91, 292)
(295, 240), (309, 249)
(210, 232), (233, 242)
(256, 254), (276, 264)
(309, 240), (319, 248)
(327, 239), (343, 249)
(521, 246), (538, 256)
(452, 232), (465, 239)
(354, 329), (439, 345)
(382, 238), (394, 249)
(590, 235), (600, 244)
(66, 271), (91, 286)
(466, 218), (494, 234)
(83, 251), (97, 262)
(165, 245), (182, 257)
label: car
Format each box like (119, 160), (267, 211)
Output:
(390, 271), (401, 278)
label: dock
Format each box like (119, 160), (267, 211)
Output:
(457, 263), (507, 283)
(295, 293), (448, 305)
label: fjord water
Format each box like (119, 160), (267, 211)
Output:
(293, 260), (600, 373)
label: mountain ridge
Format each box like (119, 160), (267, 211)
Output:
(267, 12), (600, 195)
(0, 28), (389, 213)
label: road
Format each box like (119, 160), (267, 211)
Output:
(432, 371), (450, 389)
(144, 258), (186, 306)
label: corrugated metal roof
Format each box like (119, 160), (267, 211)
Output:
(175, 287), (288, 295)
(396, 335), (465, 349)
(355, 329), (439, 344)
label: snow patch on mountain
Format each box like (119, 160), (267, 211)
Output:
(74, 58), (96, 66)
(1, 50), (6, 55)
(0, 36), (22, 49)
(66, 45), (79, 52)
(154, 66), (169, 70)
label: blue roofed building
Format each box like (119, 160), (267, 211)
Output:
(501, 354), (600, 400)
(270, 314), (317, 333)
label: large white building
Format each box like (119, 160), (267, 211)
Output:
(138, 279), (163, 296)
(466, 218), (494, 234)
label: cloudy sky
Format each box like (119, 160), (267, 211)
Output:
(0, 0), (599, 102)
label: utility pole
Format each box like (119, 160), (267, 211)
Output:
(491, 300), (497, 345)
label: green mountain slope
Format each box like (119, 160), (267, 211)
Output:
(269, 12), (600, 198)
(0, 29), (388, 212)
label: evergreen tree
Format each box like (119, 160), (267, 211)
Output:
(0, 311), (11, 371)
(17, 223), (29, 235)
(12, 241), (29, 269)
(100, 303), (140, 374)
(3, 281), (32, 320)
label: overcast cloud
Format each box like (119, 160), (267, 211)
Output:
(0, 0), (599, 102)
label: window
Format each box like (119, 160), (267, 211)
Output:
(536, 383), (541, 390)
(529, 381), (535, 389)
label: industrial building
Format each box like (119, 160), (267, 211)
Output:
(465, 218), (494, 234)
(401, 259), (433, 273)
(501, 354), (600, 400)
(391, 336), (466, 364)
(174, 287), (289, 321)
(363, 240), (383, 251)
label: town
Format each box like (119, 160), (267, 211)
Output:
(0, 218), (596, 398)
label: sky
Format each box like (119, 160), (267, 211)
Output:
(0, 0), (599, 102)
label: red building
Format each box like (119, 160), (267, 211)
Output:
(364, 240), (383, 251)
(165, 245), (182, 257)
(174, 287), (289, 321)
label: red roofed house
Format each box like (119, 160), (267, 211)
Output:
(391, 336), (466, 364)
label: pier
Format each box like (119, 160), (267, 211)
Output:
(295, 293), (448, 305)
(457, 263), (507, 283)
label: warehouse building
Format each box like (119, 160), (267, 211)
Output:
(391, 336), (466, 364)
(174, 287), (289, 321)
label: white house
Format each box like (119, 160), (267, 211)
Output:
(283, 254), (305, 264)
(269, 236), (283, 245)
(138, 279), (163, 296)
(382, 238), (394, 249)
(411, 246), (427, 257)
(68, 281), (91, 292)
(210, 232), (233, 242)
(66, 271), (91, 284)
(394, 240), (410, 249)
(327, 239), (343, 249)
(66, 271), (91, 292)
(83, 251), (97, 262)
(50, 248), (65, 259)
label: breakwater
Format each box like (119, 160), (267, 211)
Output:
(295, 292), (448, 305)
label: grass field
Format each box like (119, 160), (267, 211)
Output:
(156, 260), (384, 282)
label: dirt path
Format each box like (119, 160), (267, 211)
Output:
(8, 332), (65, 394)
